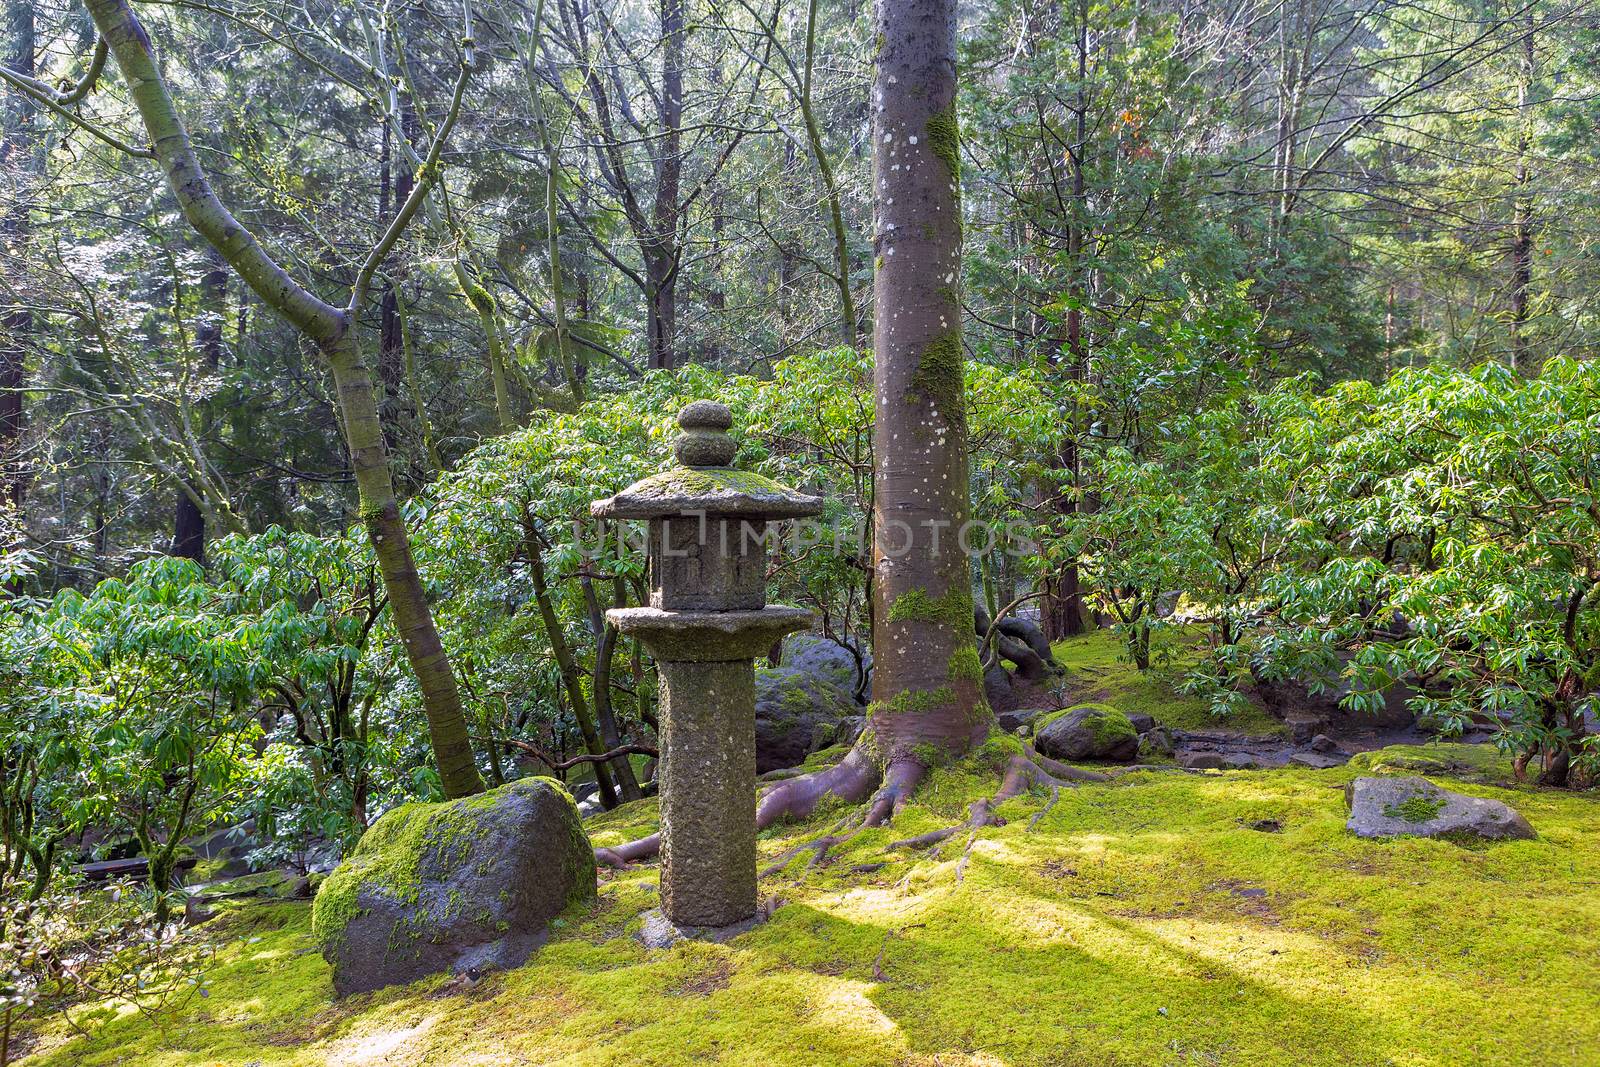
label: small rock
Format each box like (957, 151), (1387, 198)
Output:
(1139, 727), (1176, 759)
(1126, 713), (1157, 734)
(1245, 818), (1283, 833)
(1221, 753), (1261, 770)
(1289, 751), (1346, 769)
(1034, 704), (1140, 763)
(1178, 751), (1227, 770)
(1310, 734), (1339, 753)
(1283, 715), (1325, 745)
(1344, 776), (1535, 841)
(996, 708), (1041, 734)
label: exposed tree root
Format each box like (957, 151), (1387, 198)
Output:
(871, 922), (925, 981)
(887, 753), (1074, 884)
(594, 832), (662, 869)
(594, 738), (1127, 876)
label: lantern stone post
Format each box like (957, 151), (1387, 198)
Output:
(592, 401), (822, 929)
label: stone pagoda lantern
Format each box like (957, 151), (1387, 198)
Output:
(591, 400), (822, 929)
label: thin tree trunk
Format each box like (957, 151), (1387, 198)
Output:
(524, 522), (618, 808)
(171, 248), (226, 562)
(647, 0), (685, 370)
(1509, 18), (1535, 371)
(86, 0), (483, 798)
(800, 0), (857, 346)
(1039, 0), (1089, 641)
(395, 289), (442, 473)
(547, 157), (585, 403)
(0, 0), (35, 513)
(377, 102), (417, 447)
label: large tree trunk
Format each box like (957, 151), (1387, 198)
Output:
(593, 0), (989, 869)
(864, 0), (987, 796)
(87, 0), (483, 798)
(0, 0), (35, 514)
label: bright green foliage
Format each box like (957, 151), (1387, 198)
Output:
(1238, 359), (1600, 783)
(1051, 630), (1288, 737)
(0, 526), (426, 906)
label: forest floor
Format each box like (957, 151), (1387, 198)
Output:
(16, 642), (1600, 1067)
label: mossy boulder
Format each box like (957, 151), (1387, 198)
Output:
(1344, 775), (1535, 841)
(1033, 703), (1140, 763)
(1347, 742), (1514, 782)
(755, 635), (864, 772)
(311, 777), (595, 996)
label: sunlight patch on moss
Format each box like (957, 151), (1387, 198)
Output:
(22, 760), (1600, 1067)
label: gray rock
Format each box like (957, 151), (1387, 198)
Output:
(1138, 726), (1176, 759)
(1310, 734), (1340, 753)
(1283, 714), (1326, 745)
(778, 632), (870, 693)
(312, 778), (595, 996)
(1289, 751), (1345, 769)
(996, 708), (1042, 734)
(1127, 713), (1158, 734)
(1344, 776), (1535, 841)
(637, 906), (769, 949)
(754, 634), (865, 772)
(1034, 705), (1140, 763)
(1178, 751), (1227, 770)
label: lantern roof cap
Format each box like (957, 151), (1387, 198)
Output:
(590, 402), (823, 520)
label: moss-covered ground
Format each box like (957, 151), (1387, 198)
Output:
(1051, 628), (1288, 736)
(19, 739), (1600, 1067)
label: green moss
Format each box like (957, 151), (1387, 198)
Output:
(203, 869), (297, 897)
(924, 102), (961, 180)
(867, 685), (954, 718)
(886, 586), (972, 628)
(357, 498), (387, 526)
(1384, 793), (1446, 823)
(463, 281), (497, 314)
(907, 330), (967, 425)
(1034, 703), (1137, 750)
(946, 644), (984, 684)
(638, 466), (790, 496)
(311, 777), (590, 952)
(798, 743), (851, 771)
(779, 681), (814, 717)
(970, 730), (1024, 772)
(24, 748), (1600, 1067)
(1050, 628), (1288, 737)
(187, 856), (231, 882)
(1348, 743), (1516, 783)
